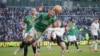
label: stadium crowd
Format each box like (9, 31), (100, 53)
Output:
(0, 8), (28, 41)
(0, 7), (100, 41)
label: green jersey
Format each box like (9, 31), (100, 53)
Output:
(68, 22), (78, 35)
(34, 12), (56, 32)
(23, 15), (36, 33)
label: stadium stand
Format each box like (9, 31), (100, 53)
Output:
(0, 0), (100, 41)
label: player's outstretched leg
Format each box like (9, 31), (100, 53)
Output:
(14, 41), (26, 56)
(59, 42), (66, 56)
(56, 36), (66, 56)
(23, 41), (30, 56)
(32, 43), (39, 56)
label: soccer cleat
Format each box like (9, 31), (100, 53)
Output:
(34, 53), (39, 56)
(23, 54), (26, 56)
(94, 50), (99, 52)
(46, 46), (52, 51)
(78, 49), (82, 52)
(48, 48), (52, 51)
(48, 47), (52, 51)
(65, 50), (69, 53)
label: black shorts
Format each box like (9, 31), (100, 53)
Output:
(50, 35), (63, 45)
(92, 35), (98, 40)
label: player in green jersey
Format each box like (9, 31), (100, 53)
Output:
(23, 8), (38, 56)
(23, 7), (62, 56)
(65, 18), (82, 53)
(14, 8), (37, 56)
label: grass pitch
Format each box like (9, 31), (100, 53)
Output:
(0, 45), (100, 56)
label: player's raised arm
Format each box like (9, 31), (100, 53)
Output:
(21, 22), (26, 30)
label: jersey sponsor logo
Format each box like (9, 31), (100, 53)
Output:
(41, 20), (49, 25)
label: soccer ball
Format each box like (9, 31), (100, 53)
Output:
(53, 5), (62, 13)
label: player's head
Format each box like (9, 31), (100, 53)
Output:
(70, 18), (75, 22)
(53, 19), (62, 27)
(56, 19), (62, 27)
(31, 8), (37, 15)
(48, 9), (55, 17)
(93, 17), (99, 23)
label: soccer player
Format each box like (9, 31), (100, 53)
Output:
(89, 18), (99, 52)
(23, 6), (62, 56)
(14, 8), (37, 56)
(45, 20), (60, 50)
(46, 19), (69, 56)
(65, 18), (82, 53)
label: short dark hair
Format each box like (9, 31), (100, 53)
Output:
(70, 17), (75, 21)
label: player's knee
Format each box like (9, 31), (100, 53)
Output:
(60, 42), (66, 50)
(32, 42), (37, 47)
(24, 35), (32, 42)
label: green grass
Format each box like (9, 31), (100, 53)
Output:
(0, 45), (100, 56)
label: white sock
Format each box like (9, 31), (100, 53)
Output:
(48, 42), (51, 47)
(14, 48), (21, 55)
(61, 50), (64, 56)
(94, 43), (98, 50)
(47, 42), (51, 49)
(22, 48), (24, 55)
